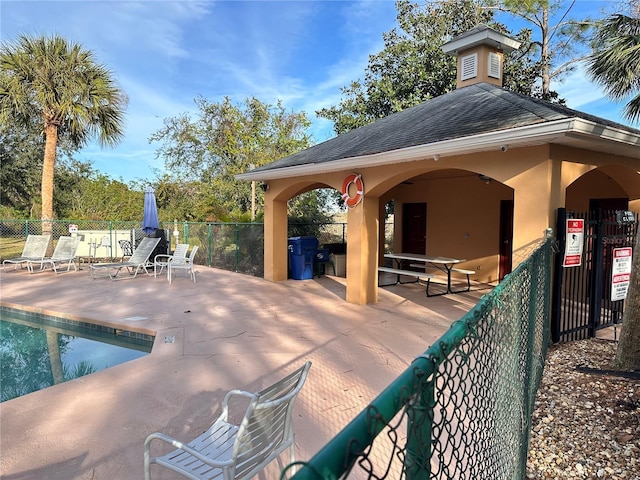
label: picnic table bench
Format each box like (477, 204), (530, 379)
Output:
(408, 264), (476, 295)
(377, 266), (437, 297)
(381, 253), (476, 297)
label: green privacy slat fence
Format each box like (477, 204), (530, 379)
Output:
(286, 233), (553, 480)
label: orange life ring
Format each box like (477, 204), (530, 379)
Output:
(342, 174), (364, 208)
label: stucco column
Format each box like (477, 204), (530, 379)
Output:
(264, 194), (288, 282)
(511, 161), (554, 255)
(346, 195), (380, 304)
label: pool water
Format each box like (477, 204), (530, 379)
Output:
(0, 307), (153, 402)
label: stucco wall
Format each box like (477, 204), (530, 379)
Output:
(260, 144), (639, 304)
(390, 171), (512, 282)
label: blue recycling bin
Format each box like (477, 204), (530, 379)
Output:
(288, 236), (319, 280)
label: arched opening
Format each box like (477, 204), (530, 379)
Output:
(381, 168), (514, 284)
(553, 165), (639, 342)
(278, 184), (345, 280)
(566, 165), (640, 213)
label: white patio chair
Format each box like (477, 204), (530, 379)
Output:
(89, 237), (160, 280)
(144, 361), (311, 480)
(2, 234), (51, 271)
(27, 236), (80, 273)
(168, 245), (198, 283)
(154, 243), (189, 278)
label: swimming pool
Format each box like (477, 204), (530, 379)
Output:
(0, 306), (154, 402)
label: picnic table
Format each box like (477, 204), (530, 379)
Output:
(383, 253), (474, 296)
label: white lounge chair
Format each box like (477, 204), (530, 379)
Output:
(168, 245), (198, 283)
(89, 237), (160, 280)
(27, 236), (80, 273)
(144, 361), (312, 480)
(154, 243), (189, 278)
(2, 234), (51, 271)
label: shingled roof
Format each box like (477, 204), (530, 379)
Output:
(238, 83), (640, 180)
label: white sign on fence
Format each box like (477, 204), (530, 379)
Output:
(611, 247), (633, 302)
(563, 219), (584, 267)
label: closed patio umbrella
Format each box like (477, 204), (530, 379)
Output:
(142, 187), (159, 234)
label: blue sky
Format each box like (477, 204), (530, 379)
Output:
(1, 0), (633, 185)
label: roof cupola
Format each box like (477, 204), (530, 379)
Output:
(442, 25), (521, 89)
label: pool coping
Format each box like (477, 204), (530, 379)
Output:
(1, 301), (156, 342)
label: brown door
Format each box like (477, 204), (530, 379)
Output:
(589, 198), (628, 212)
(499, 200), (513, 281)
(402, 203), (427, 254)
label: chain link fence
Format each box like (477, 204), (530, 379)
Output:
(0, 219), (376, 277)
(287, 233), (553, 480)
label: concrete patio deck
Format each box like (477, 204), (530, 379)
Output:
(0, 265), (491, 479)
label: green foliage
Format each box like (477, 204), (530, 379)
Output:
(317, 0), (591, 134)
(0, 125), (143, 221)
(150, 96), (313, 219)
(0, 117), (90, 219)
(287, 190), (336, 237)
(289, 190), (334, 222)
(0, 320), (70, 402)
(150, 174), (202, 222)
(0, 34), (128, 223)
(317, 0), (546, 134)
(591, 8), (640, 367)
(1, 103), (148, 222)
(317, 0), (490, 133)
(489, 0), (595, 100)
(56, 162), (143, 220)
(587, 13), (640, 123)
(0, 120), (44, 217)
(63, 360), (96, 380)
(0, 35), (128, 149)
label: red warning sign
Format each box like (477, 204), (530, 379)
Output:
(563, 219), (584, 267)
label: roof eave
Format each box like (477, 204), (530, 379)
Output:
(235, 119), (640, 181)
(442, 29), (521, 55)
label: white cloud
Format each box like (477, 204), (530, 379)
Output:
(552, 65), (632, 127)
(554, 67), (606, 109)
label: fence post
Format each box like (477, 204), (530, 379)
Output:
(108, 220), (114, 260)
(207, 222), (213, 268)
(519, 244), (547, 478)
(235, 223), (240, 272)
(404, 370), (434, 480)
(589, 211), (605, 337)
(551, 208), (566, 343)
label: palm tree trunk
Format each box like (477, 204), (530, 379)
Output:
(614, 232), (640, 370)
(41, 124), (58, 235)
(46, 330), (64, 385)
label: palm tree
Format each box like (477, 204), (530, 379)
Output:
(0, 34), (127, 230)
(587, 12), (640, 124)
(587, 9), (640, 370)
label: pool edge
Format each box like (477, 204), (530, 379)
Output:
(0, 301), (157, 339)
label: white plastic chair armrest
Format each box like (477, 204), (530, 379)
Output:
(221, 389), (256, 417)
(144, 432), (235, 468)
(224, 389), (255, 402)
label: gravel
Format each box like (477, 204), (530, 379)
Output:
(527, 338), (640, 480)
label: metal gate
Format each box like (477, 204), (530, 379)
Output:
(551, 208), (638, 343)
